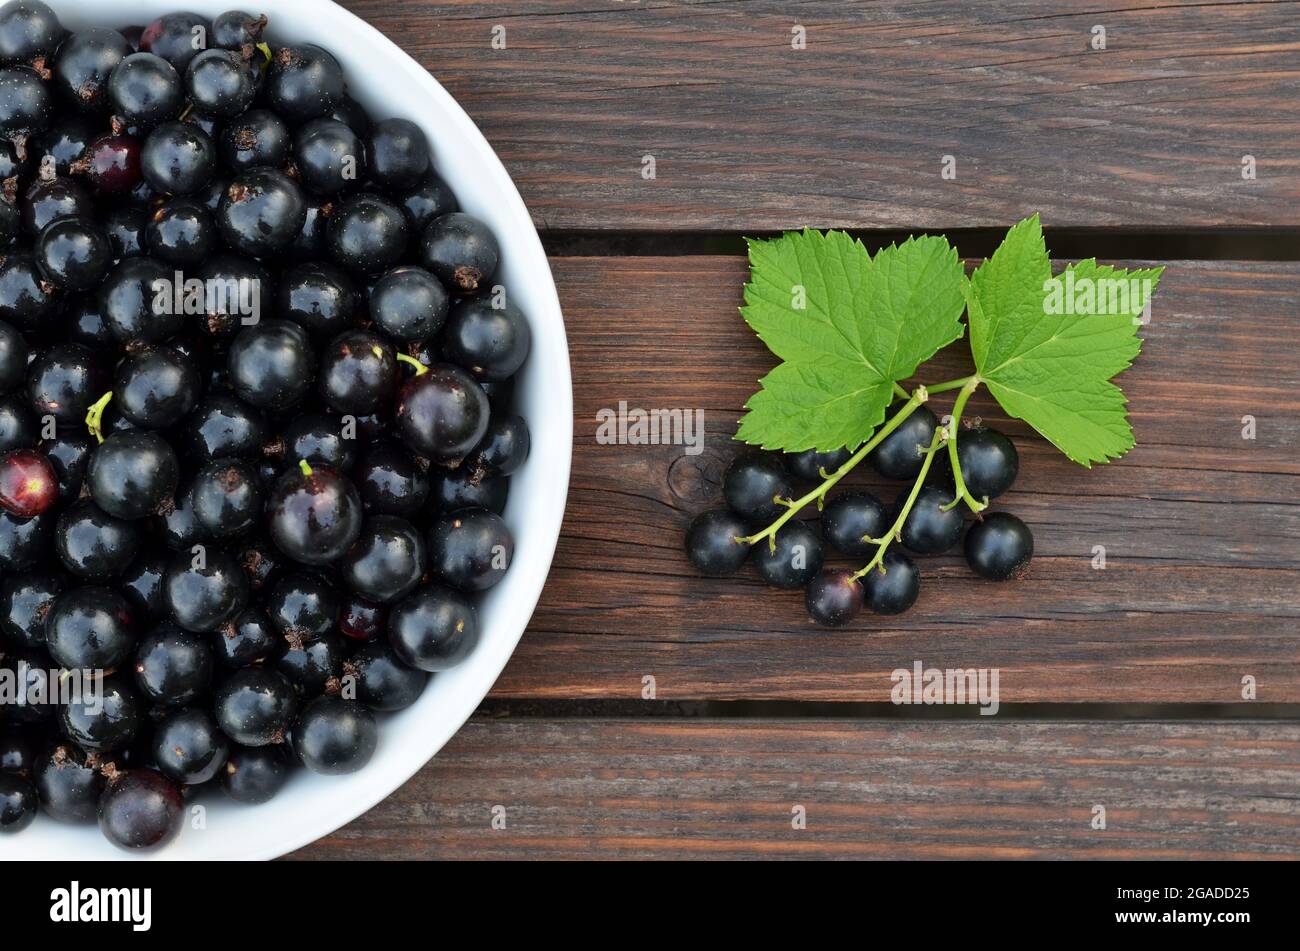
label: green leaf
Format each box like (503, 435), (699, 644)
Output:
(968, 215), (1162, 467)
(736, 229), (967, 452)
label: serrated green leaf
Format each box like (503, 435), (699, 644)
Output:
(968, 215), (1162, 467)
(736, 230), (967, 452)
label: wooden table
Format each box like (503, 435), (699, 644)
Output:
(292, 0), (1300, 859)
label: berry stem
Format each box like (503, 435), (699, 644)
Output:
(924, 374), (979, 396)
(395, 352), (428, 376)
(739, 385), (930, 550)
(85, 391), (113, 444)
(298, 459), (313, 477)
(940, 376), (988, 515)
(851, 424), (947, 580)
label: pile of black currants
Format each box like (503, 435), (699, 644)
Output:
(685, 400), (1033, 627)
(0, 3), (532, 850)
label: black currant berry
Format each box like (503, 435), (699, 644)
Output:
(145, 198), (216, 265)
(954, 428), (1019, 501)
(152, 707), (229, 785)
(212, 605), (278, 668)
(370, 265), (447, 343)
(60, 674), (140, 753)
(277, 260), (357, 338)
(345, 642), (426, 712)
(98, 768), (183, 850)
(114, 344), (201, 429)
(34, 743), (105, 823)
(275, 629), (343, 698)
(684, 508), (750, 577)
(0, 65), (53, 137)
(723, 452), (792, 523)
(141, 120), (216, 196)
(428, 507), (512, 592)
(0, 0), (64, 65)
(220, 744), (288, 804)
(99, 256), (184, 345)
(821, 490), (888, 558)
(34, 216), (111, 291)
(26, 342), (104, 426)
(266, 571), (338, 642)
(216, 168), (307, 257)
(430, 465), (507, 515)
(162, 547), (249, 633)
(419, 213), (498, 296)
(266, 45), (343, 123)
(266, 462), (362, 565)
(869, 404), (938, 481)
(964, 512), (1033, 581)
(0, 772), (37, 833)
(179, 392), (268, 461)
(184, 48), (256, 118)
(861, 549), (920, 615)
(190, 457), (260, 538)
(388, 584), (478, 672)
(44, 585), (136, 671)
(899, 485), (964, 555)
(294, 696), (377, 776)
(318, 329), (397, 415)
(0, 569), (61, 649)
(227, 320), (315, 409)
(53, 27), (130, 114)
(394, 363), (489, 462)
(786, 446), (852, 482)
(341, 515), (426, 604)
(366, 117), (429, 191)
(140, 12), (210, 71)
(397, 173), (456, 234)
(214, 666), (296, 747)
(294, 117), (364, 195)
(87, 430), (179, 520)
(107, 53), (182, 129)
(54, 500), (140, 580)
(468, 413), (530, 478)
(752, 520), (824, 589)
(326, 193), (408, 275)
(804, 569), (864, 628)
(442, 296), (530, 382)
(133, 622), (212, 705)
(218, 107), (289, 172)
(211, 10), (267, 52)
(0, 251), (59, 332)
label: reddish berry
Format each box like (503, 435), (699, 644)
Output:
(0, 449), (58, 517)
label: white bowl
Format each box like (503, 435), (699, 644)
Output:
(3, 0), (571, 859)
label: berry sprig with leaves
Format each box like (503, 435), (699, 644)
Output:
(685, 214), (1163, 627)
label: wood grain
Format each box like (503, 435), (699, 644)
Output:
(489, 257), (1300, 702)
(288, 717), (1300, 859)
(336, 0), (1300, 231)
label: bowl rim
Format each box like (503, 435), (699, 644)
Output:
(6, 0), (572, 860)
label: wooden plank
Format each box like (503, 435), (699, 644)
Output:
(288, 718), (1300, 859)
(338, 0), (1300, 231)
(490, 257), (1300, 702)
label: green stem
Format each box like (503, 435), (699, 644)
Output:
(924, 374), (978, 396)
(941, 376), (988, 514)
(298, 459), (314, 477)
(891, 381), (910, 402)
(395, 352), (428, 375)
(851, 426), (946, 579)
(85, 391), (113, 444)
(739, 385), (930, 551)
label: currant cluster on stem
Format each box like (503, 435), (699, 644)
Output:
(685, 382), (1034, 628)
(0, 3), (533, 850)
